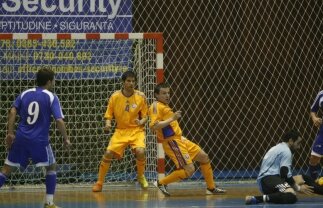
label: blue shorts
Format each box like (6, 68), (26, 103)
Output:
(5, 138), (56, 169)
(312, 129), (323, 156)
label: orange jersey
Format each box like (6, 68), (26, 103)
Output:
(104, 90), (148, 129)
(149, 101), (182, 142)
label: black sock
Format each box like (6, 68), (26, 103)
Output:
(309, 164), (320, 180)
(255, 196), (264, 203)
(313, 184), (323, 195)
(304, 174), (323, 195)
(267, 192), (297, 204)
(303, 174), (315, 186)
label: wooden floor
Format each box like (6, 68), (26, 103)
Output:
(1, 183), (323, 208)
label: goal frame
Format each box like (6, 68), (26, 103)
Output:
(0, 32), (166, 182)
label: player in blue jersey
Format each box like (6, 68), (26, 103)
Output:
(309, 90), (323, 180)
(245, 129), (323, 205)
(0, 68), (71, 208)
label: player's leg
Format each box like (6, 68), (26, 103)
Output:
(93, 130), (126, 192)
(1, 139), (28, 188)
(154, 163), (193, 197)
(134, 147), (148, 189)
(154, 138), (192, 196)
(31, 142), (59, 207)
(189, 137), (226, 194)
(309, 133), (323, 180)
(246, 192), (297, 205)
(161, 138), (194, 183)
(0, 164), (14, 188)
(194, 150), (226, 194)
(44, 163), (58, 207)
(154, 137), (195, 196)
(246, 176), (297, 204)
(29, 141), (61, 208)
(131, 129), (148, 189)
(92, 150), (114, 192)
(161, 163), (194, 184)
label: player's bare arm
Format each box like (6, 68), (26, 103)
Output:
(135, 117), (148, 126)
(6, 107), (17, 149)
(292, 175), (314, 195)
(104, 119), (112, 133)
(152, 111), (182, 130)
(56, 119), (71, 147)
(298, 184), (314, 195)
(310, 112), (322, 128)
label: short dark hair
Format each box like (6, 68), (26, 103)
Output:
(36, 68), (55, 86)
(282, 129), (300, 142)
(154, 82), (170, 94)
(121, 71), (137, 82)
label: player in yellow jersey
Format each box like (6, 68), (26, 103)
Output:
(92, 71), (149, 192)
(149, 83), (226, 196)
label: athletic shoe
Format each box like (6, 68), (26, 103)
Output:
(245, 195), (258, 205)
(137, 175), (149, 189)
(206, 187), (226, 194)
(92, 182), (103, 192)
(43, 204), (61, 208)
(153, 181), (170, 196)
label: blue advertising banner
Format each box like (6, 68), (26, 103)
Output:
(0, 0), (133, 80)
(0, 0), (132, 33)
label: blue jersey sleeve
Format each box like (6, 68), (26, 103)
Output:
(51, 95), (64, 120)
(311, 91), (323, 112)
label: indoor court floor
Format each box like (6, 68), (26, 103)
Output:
(0, 183), (323, 208)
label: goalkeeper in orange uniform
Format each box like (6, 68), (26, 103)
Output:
(149, 83), (226, 196)
(92, 71), (149, 192)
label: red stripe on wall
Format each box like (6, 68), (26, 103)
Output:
(28, 34), (42, 39)
(57, 34), (71, 39)
(0, 34), (13, 39)
(156, 69), (164, 84)
(86, 33), (100, 40)
(115, 33), (129, 39)
(157, 158), (165, 173)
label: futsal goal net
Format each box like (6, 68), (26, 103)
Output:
(0, 33), (165, 187)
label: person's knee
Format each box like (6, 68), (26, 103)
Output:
(200, 154), (210, 164)
(104, 150), (114, 158)
(281, 192), (297, 204)
(135, 148), (145, 160)
(1, 164), (13, 176)
(184, 165), (195, 177)
(195, 151), (210, 164)
(102, 151), (113, 162)
(46, 163), (56, 172)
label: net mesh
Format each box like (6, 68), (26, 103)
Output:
(0, 0), (322, 186)
(133, 0), (322, 180)
(0, 38), (158, 185)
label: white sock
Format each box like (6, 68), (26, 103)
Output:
(263, 195), (268, 202)
(46, 194), (54, 205)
